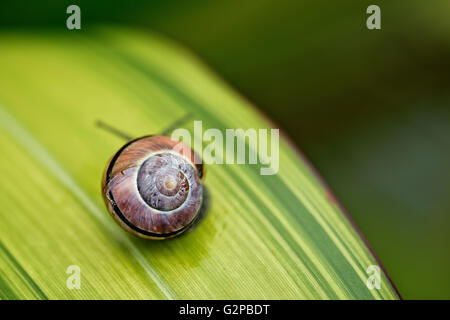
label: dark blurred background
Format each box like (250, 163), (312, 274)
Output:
(1, 0), (449, 299)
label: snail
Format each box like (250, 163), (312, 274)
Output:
(101, 133), (204, 240)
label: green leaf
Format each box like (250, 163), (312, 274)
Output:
(0, 27), (399, 299)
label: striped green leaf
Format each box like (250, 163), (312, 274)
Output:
(0, 27), (399, 299)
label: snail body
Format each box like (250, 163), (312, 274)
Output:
(101, 135), (204, 239)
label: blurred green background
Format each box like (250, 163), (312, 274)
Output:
(1, 0), (449, 299)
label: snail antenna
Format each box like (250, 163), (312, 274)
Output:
(96, 120), (133, 140)
(96, 114), (192, 140)
(160, 113), (192, 136)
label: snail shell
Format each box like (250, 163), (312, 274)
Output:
(101, 136), (204, 239)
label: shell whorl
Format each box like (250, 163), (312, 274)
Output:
(101, 136), (203, 239)
(137, 153), (192, 211)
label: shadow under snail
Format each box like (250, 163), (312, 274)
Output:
(100, 121), (204, 240)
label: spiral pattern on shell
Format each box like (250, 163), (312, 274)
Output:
(101, 136), (203, 239)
